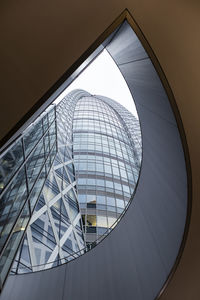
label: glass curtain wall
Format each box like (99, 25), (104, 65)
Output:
(12, 91), (86, 274)
(0, 105), (57, 289)
(73, 94), (141, 243)
(10, 89), (142, 273)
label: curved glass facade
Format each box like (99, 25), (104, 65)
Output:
(12, 91), (86, 274)
(10, 89), (141, 273)
(73, 95), (141, 243)
(0, 105), (57, 286)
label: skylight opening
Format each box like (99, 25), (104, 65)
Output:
(53, 49), (138, 119)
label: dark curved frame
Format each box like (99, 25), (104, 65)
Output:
(0, 9), (192, 300)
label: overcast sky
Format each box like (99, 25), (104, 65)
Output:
(54, 49), (138, 118)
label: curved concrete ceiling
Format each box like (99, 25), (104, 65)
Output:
(0, 1), (200, 299)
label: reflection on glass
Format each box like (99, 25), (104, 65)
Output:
(0, 140), (23, 191)
(0, 202), (30, 288)
(23, 118), (43, 157)
(74, 95), (141, 243)
(0, 105), (57, 290)
(26, 139), (45, 190)
(87, 215), (96, 227)
(0, 167), (27, 252)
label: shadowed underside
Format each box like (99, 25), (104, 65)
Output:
(0, 17), (189, 300)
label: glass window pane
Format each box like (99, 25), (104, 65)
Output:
(86, 215), (96, 227)
(0, 140), (24, 191)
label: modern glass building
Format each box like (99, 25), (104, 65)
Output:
(9, 89), (141, 273)
(11, 91), (87, 274)
(0, 104), (57, 288)
(73, 92), (141, 243)
(0, 14), (190, 300)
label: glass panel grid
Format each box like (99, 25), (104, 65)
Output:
(0, 105), (57, 288)
(11, 89), (141, 275)
(73, 95), (141, 243)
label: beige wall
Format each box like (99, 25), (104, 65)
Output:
(0, 0), (200, 298)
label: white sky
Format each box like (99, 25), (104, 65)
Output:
(54, 49), (138, 118)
